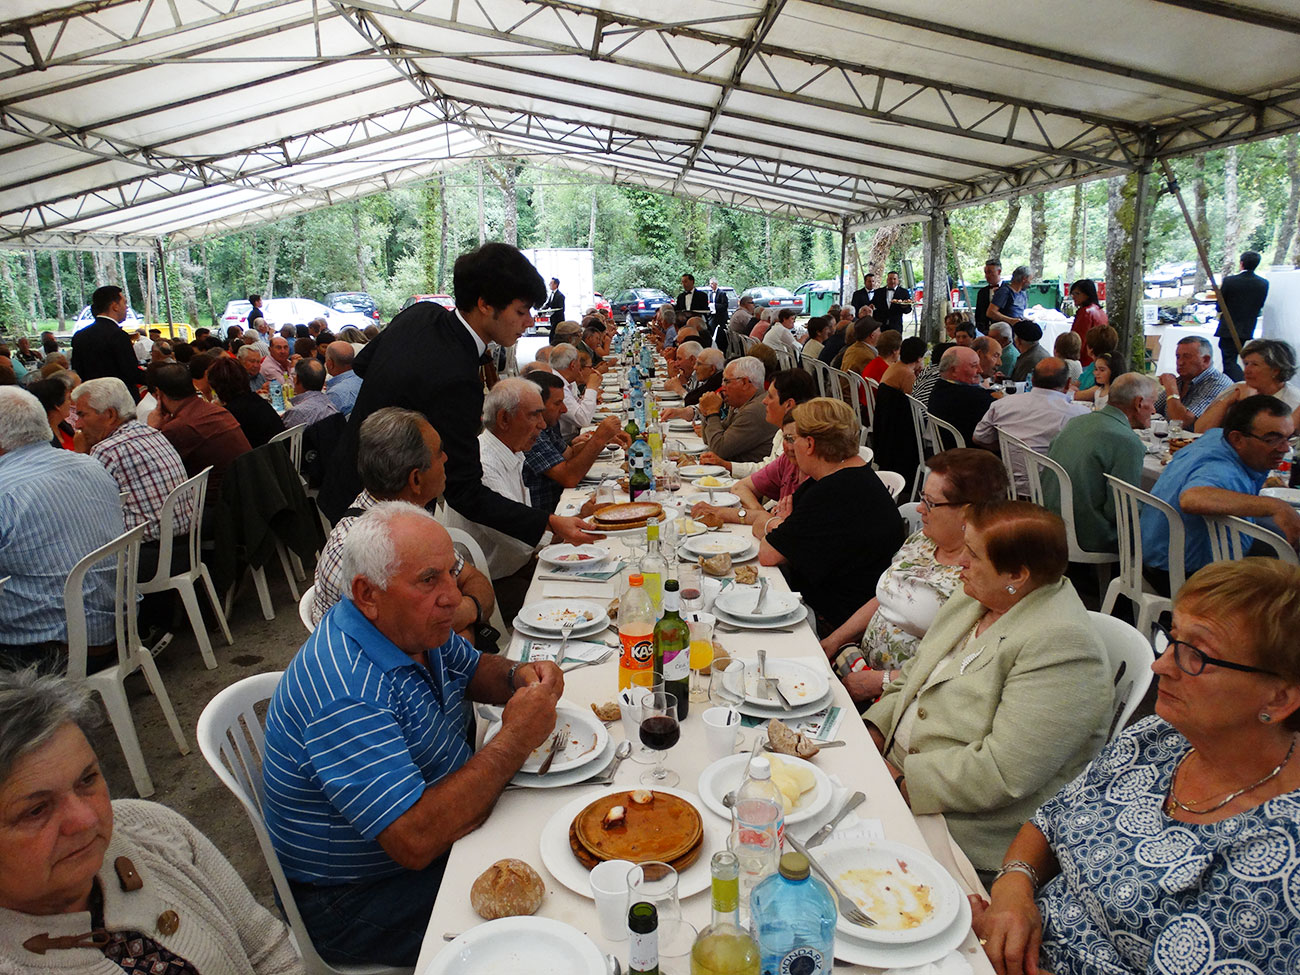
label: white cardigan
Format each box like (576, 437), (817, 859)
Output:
(0, 800), (303, 975)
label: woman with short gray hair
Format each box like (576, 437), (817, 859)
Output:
(1195, 336), (1300, 433)
(0, 667), (303, 974)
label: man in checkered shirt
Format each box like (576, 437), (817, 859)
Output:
(1155, 335), (1234, 425)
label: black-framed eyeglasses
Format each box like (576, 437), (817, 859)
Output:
(918, 494), (961, 510)
(1153, 622), (1278, 677)
(1241, 431), (1291, 448)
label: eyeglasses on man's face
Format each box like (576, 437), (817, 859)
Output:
(1154, 622), (1278, 678)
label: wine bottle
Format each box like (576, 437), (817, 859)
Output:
(629, 901), (660, 975)
(653, 579), (691, 719)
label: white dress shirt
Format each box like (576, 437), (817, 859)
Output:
(973, 387), (1090, 496)
(762, 323), (800, 357)
(456, 308), (487, 357)
(563, 378), (599, 428)
(443, 430), (536, 578)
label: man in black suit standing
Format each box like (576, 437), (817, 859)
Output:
(70, 285), (146, 402)
(676, 273), (710, 314)
(707, 278), (729, 342)
(318, 243), (600, 548)
(1217, 251), (1270, 382)
(539, 277), (565, 329)
(849, 273), (876, 313)
(973, 259), (1001, 333)
(871, 271), (913, 331)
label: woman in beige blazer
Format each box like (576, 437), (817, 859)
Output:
(864, 501), (1112, 874)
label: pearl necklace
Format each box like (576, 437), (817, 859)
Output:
(1164, 735), (1297, 815)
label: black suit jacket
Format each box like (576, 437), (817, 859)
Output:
(849, 287), (874, 311)
(70, 317), (146, 401)
(676, 290), (709, 313)
(872, 287), (911, 331)
(316, 304), (550, 544)
(709, 289), (729, 333)
(1217, 270), (1269, 342)
(540, 289), (566, 328)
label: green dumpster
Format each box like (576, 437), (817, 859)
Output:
(807, 289), (836, 318)
(1025, 279), (1062, 311)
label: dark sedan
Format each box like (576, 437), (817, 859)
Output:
(611, 288), (673, 324)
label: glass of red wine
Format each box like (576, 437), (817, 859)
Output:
(639, 690), (681, 787)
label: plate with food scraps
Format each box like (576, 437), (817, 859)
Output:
(511, 616), (611, 641)
(683, 533), (753, 557)
(669, 516), (710, 537)
(813, 838), (963, 945)
(692, 474), (737, 489)
(506, 736), (617, 790)
(684, 491), (740, 508)
(680, 464), (727, 479)
(831, 890), (972, 968)
(538, 543), (614, 568)
(719, 655), (828, 707)
(483, 702), (609, 776)
(712, 602), (808, 632)
(697, 752), (831, 826)
(1262, 486), (1300, 506)
(580, 463), (626, 483)
(516, 599), (610, 634)
(713, 587), (803, 621)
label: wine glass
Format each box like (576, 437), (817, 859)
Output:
(639, 690), (680, 787)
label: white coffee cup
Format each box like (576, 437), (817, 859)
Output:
(702, 706), (742, 762)
(589, 858), (635, 941)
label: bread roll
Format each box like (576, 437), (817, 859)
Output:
(470, 858), (545, 919)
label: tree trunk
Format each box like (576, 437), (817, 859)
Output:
(92, 251), (110, 288)
(866, 224), (904, 279)
(588, 189), (598, 249)
(49, 252), (66, 328)
(117, 252), (129, 301)
(179, 246), (200, 325)
(476, 161), (487, 245)
(1222, 145), (1240, 276)
(24, 250), (41, 320)
(352, 203), (368, 291)
(920, 212), (947, 343)
(200, 239), (216, 326)
(422, 180), (440, 290)
(763, 216), (773, 280)
(1105, 171), (1155, 373)
(1272, 134), (1300, 267)
(264, 232), (279, 297)
(438, 175), (449, 292)
(1065, 184), (1083, 282)
(988, 199), (1022, 263)
(73, 251), (86, 309)
(136, 253), (152, 321)
(1193, 156), (1210, 291)
(1028, 194), (1047, 278)
(502, 162), (519, 246)
(0, 256), (20, 323)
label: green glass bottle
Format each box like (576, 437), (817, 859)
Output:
(629, 901), (660, 975)
(691, 852), (760, 975)
(653, 578), (690, 719)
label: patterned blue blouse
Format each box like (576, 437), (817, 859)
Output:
(1033, 715), (1300, 974)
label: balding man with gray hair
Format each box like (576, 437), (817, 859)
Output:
(0, 387), (125, 667)
(263, 499), (562, 967)
(550, 341), (601, 440)
(926, 346), (997, 447)
(324, 340), (362, 416)
(664, 340), (702, 396)
(696, 355), (779, 463)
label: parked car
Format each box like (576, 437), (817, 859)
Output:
(325, 291), (381, 328)
(401, 294), (456, 312)
(74, 304), (144, 330)
(220, 299), (253, 334)
(739, 286), (804, 313)
(591, 292), (612, 315)
(611, 288), (673, 324)
(1144, 261), (1199, 290)
(260, 297), (333, 333)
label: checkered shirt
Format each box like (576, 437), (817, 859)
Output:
(90, 419), (191, 543)
(523, 423), (568, 513)
(1154, 367), (1235, 419)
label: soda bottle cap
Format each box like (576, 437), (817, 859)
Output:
(629, 574), (644, 586)
(749, 756), (771, 778)
(778, 852), (810, 881)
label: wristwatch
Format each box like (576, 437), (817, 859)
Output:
(737, 508), (747, 522)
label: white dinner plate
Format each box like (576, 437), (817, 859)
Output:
(680, 464), (727, 478)
(831, 888), (973, 968)
(538, 543), (614, 569)
(711, 602), (806, 630)
(719, 655), (828, 707)
(580, 463), (626, 483)
(511, 616), (611, 641)
(538, 786), (721, 899)
(713, 588), (803, 621)
(696, 752), (832, 826)
(428, 916), (609, 975)
(736, 688), (833, 721)
(503, 733), (617, 789)
(517, 599), (610, 634)
(483, 702), (610, 775)
(683, 533), (753, 557)
(599, 392), (622, 402)
(1262, 486), (1300, 506)
(689, 475), (736, 489)
(684, 491), (740, 507)
(667, 420), (696, 432)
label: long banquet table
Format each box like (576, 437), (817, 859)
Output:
(415, 474), (996, 973)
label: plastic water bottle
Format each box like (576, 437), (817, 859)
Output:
(733, 757), (785, 853)
(268, 380), (284, 412)
(749, 852), (836, 975)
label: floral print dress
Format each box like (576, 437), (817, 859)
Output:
(860, 529), (963, 671)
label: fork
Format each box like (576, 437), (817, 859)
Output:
(785, 835), (877, 928)
(559, 619), (576, 661)
(560, 648), (615, 672)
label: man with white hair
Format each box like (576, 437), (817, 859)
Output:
(71, 377), (189, 546)
(697, 356), (780, 463)
(551, 341), (601, 441)
(926, 346), (997, 447)
(663, 340), (702, 395)
(263, 501), (562, 967)
(241, 327), (269, 357)
(237, 344), (267, 393)
(988, 320), (1017, 377)
(324, 340), (361, 415)
(0, 387), (124, 667)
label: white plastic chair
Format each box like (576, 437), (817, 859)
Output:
(197, 673), (413, 975)
(445, 527), (511, 639)
(1088, 611), (1155, 742)
(137, 467), (232, 670)
(1204, 514), (1300, 565)
(926, 413), (966, 451)
(857, 445), (875, 465)
(898, 500), (923, 535)
(269, 422), (308, 472)
(0, 575), (7, 594)
(65, 523), (189, 798)
(875, 469), (907, 502)
(299, 584), (316, 634)
(902, 393), (930, 501)
(1021, 445), (1118, 592)
(1102, 475), (1187, 640)
(996, 430), (1032, 500)
(843, 370), (874, 446)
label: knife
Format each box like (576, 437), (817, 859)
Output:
(536, 731), (565, 775)
(805, 791), (866, 848)
(754, 575), (768, 614)
(755, 648), (791, 711)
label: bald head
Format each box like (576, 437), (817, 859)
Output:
(939, 346), (982, 386)
(1032, 357), (1071, 391)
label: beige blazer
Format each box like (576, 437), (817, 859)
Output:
(864, 579), (1111, 871)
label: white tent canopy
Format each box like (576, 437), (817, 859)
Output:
(2, 0), (1299, 250)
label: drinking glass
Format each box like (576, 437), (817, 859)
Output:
(627, 860), (695, 964)
(638, 690), (680, 786)
(687, 616), (715, 703)
(679, 563), (704, 613)
(727, 827), (778, 929)
(1168, 418), (1184, 437)
(596, 481), (618, 509)
(710, 658), (747, 710)
(661, 517), (681, 571)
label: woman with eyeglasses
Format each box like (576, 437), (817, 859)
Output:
(1194, 337), (1300, 433)
(975, 557), (1300, 975)
(821, 449), (1009, 704)
(863, 501), (1111, 878)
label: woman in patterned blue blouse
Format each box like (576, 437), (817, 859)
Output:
(975, 558), (1300, 975)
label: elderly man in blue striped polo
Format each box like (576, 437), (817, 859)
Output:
(262, 501), (563, 967)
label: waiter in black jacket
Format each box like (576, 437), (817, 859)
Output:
(318, 243), (601, 546)
(539, 277), (566, 329)
(70, 285), (146, 401)
(849, 273), (876, 313)
(676, 273), (710, 313)
(1217, 250), (1270, 381)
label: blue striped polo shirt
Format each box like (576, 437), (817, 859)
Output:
(262, 597), (481, 884)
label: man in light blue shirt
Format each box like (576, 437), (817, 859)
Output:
(1141, 394), (1299, 580)
(323, 340), (362, 415)
(262, 501), (562, 967)
(0, 387), (124, 667)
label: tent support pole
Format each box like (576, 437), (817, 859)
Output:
(838, 220), (849, 306)
(156, 238), (175, 331)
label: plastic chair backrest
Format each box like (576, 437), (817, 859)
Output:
(1105, 475), (1187, 598)
(269, 423), (308, 470)
(299, 584), (316, 634)
(1088, 611), (1155, 742)
(139, 467), (209, 591)
(64, 523), (147, 679)
(927, 413), (966, 451)
(875, 469), (907, 501)
(997, 430), (1033, 499)
(1205, 514), (1300, 565)
(843, 370), (873, 443)
(898, 500), (923, 535)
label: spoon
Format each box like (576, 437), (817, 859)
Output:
(723, 736), (766, 808)
(595, 739), (634, 783)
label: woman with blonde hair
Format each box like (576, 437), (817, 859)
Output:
(757, 397), (905, 632)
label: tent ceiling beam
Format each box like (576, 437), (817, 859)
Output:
(1146, 0), (1300, 34)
